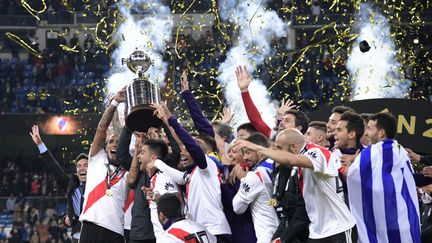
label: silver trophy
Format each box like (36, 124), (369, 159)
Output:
(122, 49), (162, 132)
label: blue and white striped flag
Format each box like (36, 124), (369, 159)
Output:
(347, 139), (420, 243)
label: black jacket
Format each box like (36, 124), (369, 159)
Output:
(422, 201), (432, 242)
(421, 155), (432, 166)
(41, 150), (82, 236)
(272, 165), (309, 243)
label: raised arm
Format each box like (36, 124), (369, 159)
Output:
(154, 159), (187, 185)
(180, 71), (215, 137)
(116, 126), (133, 170)
(277, 99), (297, 120)
(215, 132), (230, 165)
(407, 148), (432, 166)
(152, 104), (207, 169)
(169, 117), (207, 169)
(127, 132), (145, 189)
(30, 125), (68, 190)
(220, 107), (234, 124)
(232, 139), (313, 169)
(236, 65), (271, 138)
(161, 122), (181, 169)
(90, 87), (125, 157)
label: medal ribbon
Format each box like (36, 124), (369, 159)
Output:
(105, 164), (122, 190)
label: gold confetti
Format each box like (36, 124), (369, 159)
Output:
(59, 44), (80, 53)
(5, 32), (42, 58)
(19, 0), (47, 21)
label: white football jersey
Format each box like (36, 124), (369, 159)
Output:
(155, 157), (231, 236)
(123, 190), (134, 231)
(233, 161), (279, 243)
(184, 156), (231, 236)
(79, 149), (128, 236)
(158, 219), (217, 243)
(150, 168), (180, 240)
(301, 143), (356, 239)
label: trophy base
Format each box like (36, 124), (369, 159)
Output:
(125, 105), (162, 132)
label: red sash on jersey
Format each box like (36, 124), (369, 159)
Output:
(144, 174), (159, 206)
(82, 170), (125, 214)
(339, 165), (347, 174)
(306, 143), (331, 164)
(168, 228), (196, 243)
(298, 143), (331, 194)
(123, 190), (135, 212)
(298, 168), (304, 193)
(151, 174), (158, 190)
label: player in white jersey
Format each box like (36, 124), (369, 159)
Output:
(156, 193), (216, 243)
(233, 128), (356, 242)
(232, 133), (279, 243)
(151, 104), (231, 241)
(137, 138), (180, 240)
(124, 189), (134, 242)
(79, 88), (129, 243)
(148, 170), (180, 240)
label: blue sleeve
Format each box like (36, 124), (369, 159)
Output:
(181, 90), (215, 137)
(168, 116), (207, 169)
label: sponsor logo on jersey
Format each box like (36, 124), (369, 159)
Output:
(308, 151), (317, 159)
(165, 182), (175, 191)
(242, 183), (251, 193)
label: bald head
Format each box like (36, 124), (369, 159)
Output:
(275, 128), (306, 154)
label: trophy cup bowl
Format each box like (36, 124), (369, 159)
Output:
(122, 50), (162, 132)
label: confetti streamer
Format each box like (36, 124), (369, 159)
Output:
(19, 0), (47, 21)
(59, 44), (80, 53)
(7, 0), (430, 132)
(217, 0), (286, 129)
(5, 32), (42, 58)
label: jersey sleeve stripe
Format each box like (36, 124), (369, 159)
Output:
(168, 228), (193, 242)
(255, 171), (263, 183)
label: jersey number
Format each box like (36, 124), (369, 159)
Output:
(335, 177), (344, 194)
(183, 231), (211, 243)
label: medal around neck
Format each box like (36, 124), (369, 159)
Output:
(269, 198), (277, 207)
(121, 49), (162, 132)
(106, 189), (113, 197)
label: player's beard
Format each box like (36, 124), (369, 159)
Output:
(108, 156), (120, 166)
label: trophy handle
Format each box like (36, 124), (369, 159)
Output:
(121, 58), (127, 65)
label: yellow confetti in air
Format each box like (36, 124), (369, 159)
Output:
(60, 44), (80, 53)
(19, 0), (47, 21)
(5, 32), (42, 58)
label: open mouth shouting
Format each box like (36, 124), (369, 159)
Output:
(78, 172), (86, 180)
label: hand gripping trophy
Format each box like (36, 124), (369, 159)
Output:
(122, 49), (162, 132)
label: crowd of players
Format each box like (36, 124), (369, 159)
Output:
(29, 66), (431, 243)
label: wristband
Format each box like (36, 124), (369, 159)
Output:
(111, 99), (119, 107)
